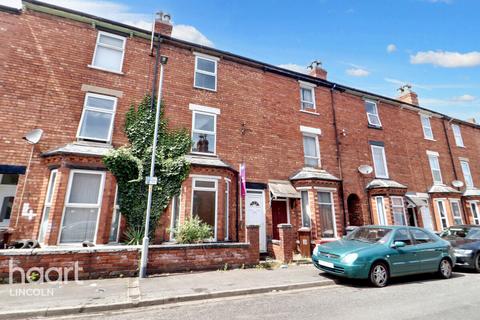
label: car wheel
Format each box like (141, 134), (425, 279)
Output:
(438, 258), (452, 279)
(369, 262), (389, 287)
(474, 253), (480, 273)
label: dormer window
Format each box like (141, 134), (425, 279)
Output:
(365, 100), (382, 128)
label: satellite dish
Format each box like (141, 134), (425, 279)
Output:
(452, 180), (464, 188)
(358, 165), (373, 175)
(23, 129), (43, 144)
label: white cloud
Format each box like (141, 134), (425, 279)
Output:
(452, 94), (476, 102)
(278, 64), (309, 74)
(410, 50), (480, 68)
(346, 68), (370, 77)
(386, 44), (397, 53)
(171, 25), (213, 47)
(385, 77), (480, 90)
(37, 0), (213, 46)
(0, 0), (21, 8)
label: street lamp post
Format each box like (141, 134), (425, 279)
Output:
(139, 55), (168, 279)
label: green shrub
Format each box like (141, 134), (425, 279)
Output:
(124, 227), (144, 245)
(171, 216), (213, 244)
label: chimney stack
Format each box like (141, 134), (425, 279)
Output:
(308, 60), (327, 80)
(397, 84), (419, 106)
(154, 11), (172, 36)
(466, 117), (477, 124)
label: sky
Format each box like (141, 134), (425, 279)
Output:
(2, 0), (480, 121)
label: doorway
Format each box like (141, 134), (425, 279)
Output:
(0, 174), (19, 228)
(271, 200), (288, 240)
(245, 190), (266, 252)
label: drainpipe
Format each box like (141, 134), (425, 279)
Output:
(442, 118), (459, 182)
(330, 84), (347, 234)
(150, 35), (161, 110)
(235, 176), (239, 242)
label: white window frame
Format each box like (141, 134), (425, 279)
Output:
(365, 100), (382, 127)
(435, 199), (449, 230)
(302, 133), (321, 168)
(460, 159), (474, 188)
(371, 145), (389, 179)
(169, 193), (181, 241)
(191, 177), (218, 240)
(300, 190), (312, 228)
(76, 92), (117, 143)
(317, 190), (337, 238)
(391, 196), (408, 226)
(190, 110), (217, 155)
(450, 199), (463, 225)
(451, 123), (464, 147)
(427, 151), (443, 185)
(38, 169), (58, 243)
(90, 31), (126, 74)
(299, 81), (316, 111)
(58, 170), (106, 245)
(224, 179), (230, 241)
(194, 53), (218, 92)
(375, 196), (388, 225)
(469, 201), (480, 225)
(108, 186), (122, 243)
(420, 114), (434, 140)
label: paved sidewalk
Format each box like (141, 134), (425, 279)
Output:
(0, 264), (333, 319)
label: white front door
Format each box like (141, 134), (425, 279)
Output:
(245, 190), (266, 252)
(420, 206), (434, 231)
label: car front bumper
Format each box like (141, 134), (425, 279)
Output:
(312, 254), (369, 279)
(454, 255), (475, 269)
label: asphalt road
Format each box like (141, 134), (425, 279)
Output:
(46, 270), (480, 320)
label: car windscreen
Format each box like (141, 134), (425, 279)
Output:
(346, 227), (392, 244)
(465, 228), (480, 240)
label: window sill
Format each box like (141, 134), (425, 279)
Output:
(88, 65), (124, 75)
(299, 110), (319, 116)
(367, 124), (383, 130)
(193, 85), (217, 93)
(456, 145), (466, 148)
(424, 137), (436, 141)
(190, 151), (217, 157)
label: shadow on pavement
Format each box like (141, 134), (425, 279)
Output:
(318, 271), (466, 288)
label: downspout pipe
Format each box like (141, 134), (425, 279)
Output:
(330, 84), (347, 234)
(150, 35), (161, 110)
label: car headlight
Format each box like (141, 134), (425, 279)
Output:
(313, 245), (320, 256)
(341, 253), (358, 264)
(454, 249), (473, 257)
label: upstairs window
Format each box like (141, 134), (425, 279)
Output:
(365, 100), (381, 127)
(191, 111), (216, 154)
(194, 54), (218, 91)
(420, 114), (434, 140)
(299, 82), (316, 111)
(427, 151), (442, 185)
(371, 145), (389, 179)
(451, 124), (464, 147)
(460, 160), (474, 188)
(303, 134), (320, 167)
(77, 93), (117, 143)
(91, 31), (126, 73)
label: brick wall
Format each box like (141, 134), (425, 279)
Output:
(0, 225), (259, 282)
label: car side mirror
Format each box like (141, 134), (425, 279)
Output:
(392, 241), (406, 249)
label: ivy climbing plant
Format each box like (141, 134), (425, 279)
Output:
(103, 94), (191, 243)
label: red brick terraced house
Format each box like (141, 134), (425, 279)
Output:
(1, 1), (480, 257)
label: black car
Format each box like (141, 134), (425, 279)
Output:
(440, 225), (480, 272)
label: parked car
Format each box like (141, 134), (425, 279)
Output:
(440, 225), (480, 272)
(312, 225), (455, 287)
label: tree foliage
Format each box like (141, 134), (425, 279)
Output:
(103, 95), (191, 240)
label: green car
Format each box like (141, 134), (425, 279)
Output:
(312, 226), (456, 287)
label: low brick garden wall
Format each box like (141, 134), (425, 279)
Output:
(0, 226), (259, 282)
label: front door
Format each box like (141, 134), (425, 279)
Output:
(0, 182), (18, 228)
(245, 190), (266, 252)
(271, 200), (288, 240)
(420, 206), (434, 231)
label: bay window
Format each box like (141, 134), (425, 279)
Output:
(450, 200), (463, 225)
(300, 191), (311, 228)
(435, 199), (449, 229)
(317, 191), (336, 238)
(391, 196), (407, 226)
(191, 178), (217, 240)
(38, 169), (57, 243)
(60, 170), (105, 244)
(470, 202), (480, 225)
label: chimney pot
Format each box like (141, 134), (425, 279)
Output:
(154, 11), (173, 36)
(397, 84), (419, 106)
(308, 60), (327, 80)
